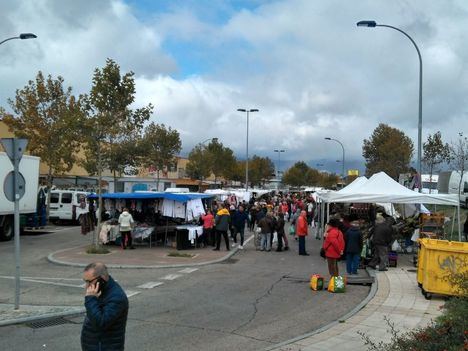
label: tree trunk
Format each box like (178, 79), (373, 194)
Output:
(45, 166), (53, 221)
(96, 142), (103, 249)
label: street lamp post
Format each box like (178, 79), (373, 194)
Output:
(273, 149), (285, 180)
(357, 20), (422, 192)
(196, 137), (218, 192)
(325, 137), (345, 179)
(237, 108), (259, 191)
(0, 33), (37, 46)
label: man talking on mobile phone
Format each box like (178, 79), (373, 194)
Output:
(81, 262), (129, 351)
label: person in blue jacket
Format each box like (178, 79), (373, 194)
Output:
(81, 262), (129, 351)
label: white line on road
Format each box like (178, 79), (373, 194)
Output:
(125, 290), (140, 298)
(178, 268), (198, 274)
(0, 276), (82, 281)
(161, 274), (182, 281)
(0, 276), (83, 288)
(137, 282), (164, 289)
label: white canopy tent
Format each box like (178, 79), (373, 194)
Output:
(316, 172), (462, 240)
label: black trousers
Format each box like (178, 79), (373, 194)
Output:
(216, 230), (230, 250)
(121, 231), (132, 248)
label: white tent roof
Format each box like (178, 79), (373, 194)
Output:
(318, 172), (458, 206)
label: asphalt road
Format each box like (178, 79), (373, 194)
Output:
(0, 225), (370, 351)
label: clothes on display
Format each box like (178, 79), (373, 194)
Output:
(176, 225), (204, 244)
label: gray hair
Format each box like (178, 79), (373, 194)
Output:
(84, 262), (109, 278)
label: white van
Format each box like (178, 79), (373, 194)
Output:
(48, 190), (89, 223)
(437, 171), (468, 207)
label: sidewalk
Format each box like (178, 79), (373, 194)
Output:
(267, 263), (443, 351)
(48, 242), (241, 268)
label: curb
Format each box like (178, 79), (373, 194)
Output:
(47, 235), (254, 269)
(0, 307), (85, 327)
(264, 268), (378, 351)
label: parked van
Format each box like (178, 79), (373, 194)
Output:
(437, 171), (468, 207)
(48, 190), (89, 223)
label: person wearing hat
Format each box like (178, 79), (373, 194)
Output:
(368, 213), (394, 271)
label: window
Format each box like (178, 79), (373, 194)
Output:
(61, 193), (72, 204)
(464, 182), (468, 194)
(50, 193), (59, 204)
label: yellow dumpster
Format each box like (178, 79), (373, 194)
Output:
(418, 238), (468, 299)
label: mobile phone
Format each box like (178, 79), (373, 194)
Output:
(95, 277), (107, 293)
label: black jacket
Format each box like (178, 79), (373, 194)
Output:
(232, 210), (249, 228)
(276, 216), (285, 235)
(81, 276), (129, 351)
(371, 221), (393, 246)
(345, 226), (363, 254)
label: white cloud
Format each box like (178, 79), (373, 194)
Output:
(2, 0), (468, 175)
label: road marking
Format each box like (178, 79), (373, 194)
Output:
(125, 290), (140, 298)
(0, 275), (82, 281)
(178, 268), (198, 274)
(161, 274), (182, 281)
(0, 276), (83, 288)
(137, 281), (164, 289)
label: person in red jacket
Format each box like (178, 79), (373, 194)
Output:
(323, 218), (345, 276)
(296, 210), (309, 255)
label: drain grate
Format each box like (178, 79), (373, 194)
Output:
(407, 269), (417, 273)
(26, 317), (79, 329)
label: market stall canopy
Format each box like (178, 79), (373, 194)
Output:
(88, 192), (214, 202)
(317, 172), (458, 206)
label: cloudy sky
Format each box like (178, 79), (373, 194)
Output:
(1, 0), (467, 175)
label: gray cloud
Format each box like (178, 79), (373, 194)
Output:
(1, 0), (467, 175)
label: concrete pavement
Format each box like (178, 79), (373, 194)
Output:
(267, 259), (443, 351)
(0, 232), (444, 351)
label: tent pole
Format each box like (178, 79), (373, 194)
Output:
(451, 208), (455, 240)
(457, 204), (461, 242)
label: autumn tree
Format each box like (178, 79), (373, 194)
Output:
(81, 59), (152, 246)
(449, 132), (468, 207)
(423, 131), (450, 187)
(249, 155), (275, 187)
(282, 161), (311, 187)
(186, 144), (212, 190)
(205, 139), (237, 185)
(1, 71), (84, 218)
(362, 123), (414, 179)
(140, 122), (182, 189)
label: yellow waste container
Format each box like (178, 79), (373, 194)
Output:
(418, 238), (468, 299)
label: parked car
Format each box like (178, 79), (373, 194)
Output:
(48, 190), (89, 223)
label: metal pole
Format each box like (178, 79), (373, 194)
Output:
(13, 139), (21, 310)
(376, 24), (423, 192)
(245, 111), (249, 191)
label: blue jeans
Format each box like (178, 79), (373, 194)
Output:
(346, 253), (360, 274)
(260, 233), (271, 251)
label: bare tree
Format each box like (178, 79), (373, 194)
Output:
(449, 132), (468, 207)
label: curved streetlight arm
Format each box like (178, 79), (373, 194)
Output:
(357, 21), (423, 192)
(0, 36), (20, 45)
(0, 33), (37, 46)
(325, 137), (345, 178)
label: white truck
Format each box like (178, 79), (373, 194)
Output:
(437, 170), (468, 207)
(0, 152), (40, 241)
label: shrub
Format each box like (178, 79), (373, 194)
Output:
(86, 245), (110, 254)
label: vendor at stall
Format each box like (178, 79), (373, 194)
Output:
(118, 208), (135, 250)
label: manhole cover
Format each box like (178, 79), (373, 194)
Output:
(220, 258), (239, 264)
(26, 317), (79, 329)
(406, 269), (417, 273)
